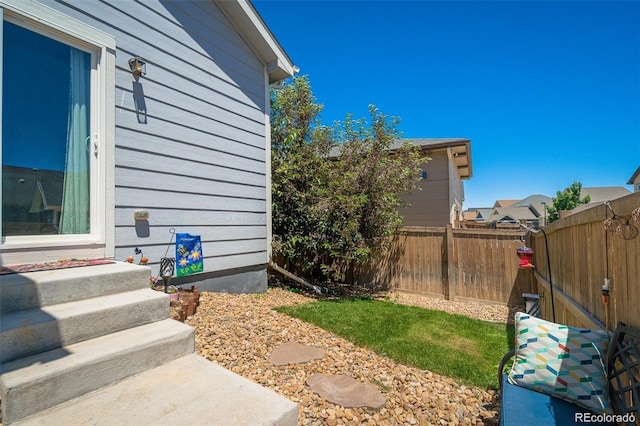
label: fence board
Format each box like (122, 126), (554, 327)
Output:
(354, 226), (533, 306)
(531, 192), (639, 330)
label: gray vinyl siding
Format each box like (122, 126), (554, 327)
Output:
(41, 0), (270, 275)
(401, 151), (451, 227)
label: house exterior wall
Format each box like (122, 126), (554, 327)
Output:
(400, 150), (451, 227)
(14, 0), (275, 292)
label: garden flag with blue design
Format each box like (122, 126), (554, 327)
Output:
(176, 233), (203, 277)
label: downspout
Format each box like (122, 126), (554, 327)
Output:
(265, 65), (273, 264)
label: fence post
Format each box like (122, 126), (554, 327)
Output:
(445, 224), (456, 301)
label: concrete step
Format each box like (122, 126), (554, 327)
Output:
(12, 354), (298, 426)
(0, 319), (194, 424)
(0, 288), (169, 364)
(0, 262), (151, 315)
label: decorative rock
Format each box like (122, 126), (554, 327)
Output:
(269, 341), (325, 365)
(306, 374), (386, 410)
(189, 288), (501, 424)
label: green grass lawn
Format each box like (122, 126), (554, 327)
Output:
(274, 298), (514, 389)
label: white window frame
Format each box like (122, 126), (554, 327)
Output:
(0, 0), (115, 254)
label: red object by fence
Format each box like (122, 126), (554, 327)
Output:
(516, 246), (535, 269)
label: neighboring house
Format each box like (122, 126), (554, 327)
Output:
(461, 207), (494, 228)
(398, 138), (472, 227)
(463, 209), (495, 229)
(493, 199), (519, 208)
(465, 187), (632, 228)
(328, 138), (472, 228)
(463, 194), (552, 228)
(572, 186), (632, 214)
(475, 208), (495, 221)
(627, 166), (640, 192)
(582, 186), (631, 203)
(485, 206), (541, 229)
(0, 0), (296, 293)
(511, 194), (552, 226)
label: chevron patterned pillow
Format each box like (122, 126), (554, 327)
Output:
(508, 312), (612, 414)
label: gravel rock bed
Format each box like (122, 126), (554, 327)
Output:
(188, 288), (512, 425)
(380, 292), (520, 324)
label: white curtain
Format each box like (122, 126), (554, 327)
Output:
(60, 49), (90, 234)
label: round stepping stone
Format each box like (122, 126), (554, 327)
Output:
(306, 374), (386, 410)
(269, 342), (325, 365)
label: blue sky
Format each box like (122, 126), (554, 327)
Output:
(254, 0), (640, 208)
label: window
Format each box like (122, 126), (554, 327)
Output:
(0, 2), (114, 249)
(2, 21), (92, 236)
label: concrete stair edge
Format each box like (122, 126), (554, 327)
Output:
(12, 354), (299, 426)
(1, 261), (298, 426)
(0, 319), (194, 424)
(0, 262), (152, 314)
(0, 288), (170, 364)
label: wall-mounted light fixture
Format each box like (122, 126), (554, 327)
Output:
(128, 56), (146, 76)
(133, 209), (150, 221)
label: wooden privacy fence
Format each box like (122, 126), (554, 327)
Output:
(354, 226), (535, 306)
(530, 192), (639, 331)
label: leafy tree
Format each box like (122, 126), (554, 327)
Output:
(547, 181), (591, 223)
(271, 76), (426, 283)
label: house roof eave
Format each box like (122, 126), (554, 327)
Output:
(627, 166), (640, 185)
(327, 138), (473, 180)
(400, 138), (473, 180)
(216, 0), (297, 84)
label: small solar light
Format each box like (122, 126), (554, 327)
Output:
(160, 257), (175, 293)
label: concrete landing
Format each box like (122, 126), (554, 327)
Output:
(14, 354), (299, 426)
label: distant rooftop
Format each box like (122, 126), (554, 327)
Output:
(581, 186), (631, 203)
(512, 194), (552, 207)
(571, 186), (632, 214)
(488, 206), (539, 222)
(493, 199), (518, 208)
(464, 187), (631, 221)
(387, 138), (470, 151)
